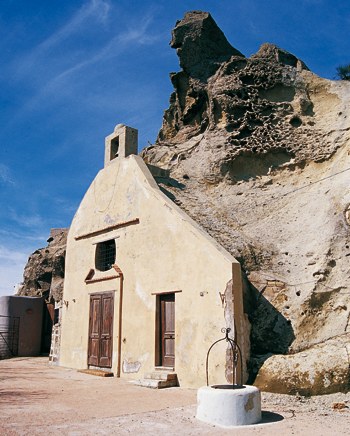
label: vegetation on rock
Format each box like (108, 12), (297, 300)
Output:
(336, 64), (350, 80)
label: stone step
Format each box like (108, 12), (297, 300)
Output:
(132, 378), (178, 389)
(143, 372), (177, 381)
(154, 366), (174, 371)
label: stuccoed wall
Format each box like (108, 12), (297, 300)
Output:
(0, 296), (43, 356)
(60, 155), (244, 387)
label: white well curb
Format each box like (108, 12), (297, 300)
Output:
(196, 385), (261, 427)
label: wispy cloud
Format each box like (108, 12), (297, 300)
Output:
(48, 14), (156, 85)
(37, 0), (111, 51)
(13, 0), (111, 79)
(0, 245), (29, 264)
(0, 228), (47, 243)
(0, 245), (31, 296)
(0, 164), (15, 186)
(9, 208), (44, 229)
(9, 12), (157, 122)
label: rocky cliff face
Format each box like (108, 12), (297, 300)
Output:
(17, 229), (68, 303)
(18, 11), (350, 395)
(142, 11), (350, 394)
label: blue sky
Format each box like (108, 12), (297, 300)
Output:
(1, 0), (349, 295)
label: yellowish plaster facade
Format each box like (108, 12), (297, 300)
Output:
(60, 125), (245, 388)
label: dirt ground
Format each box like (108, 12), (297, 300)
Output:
(1, 357), (349, 435)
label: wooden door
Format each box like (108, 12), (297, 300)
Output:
(88, 293), (114, 368)
(160, 294), (175, 367)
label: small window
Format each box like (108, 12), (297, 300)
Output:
(95, 240), (116, 271)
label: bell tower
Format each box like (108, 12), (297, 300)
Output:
(104, 124), (138, 167)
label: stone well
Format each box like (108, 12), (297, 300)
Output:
(196, 385), (261, 427)
(197, 327), (261, 427)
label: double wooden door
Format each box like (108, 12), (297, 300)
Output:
(88, 293), (114, 368)
(159, 293), (175, 367)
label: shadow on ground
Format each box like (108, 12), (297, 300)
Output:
(260, 410), (284, 424)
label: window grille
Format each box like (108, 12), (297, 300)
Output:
(95, 240), (116, 271)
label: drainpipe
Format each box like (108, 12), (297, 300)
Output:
(113, 264), (124, 378)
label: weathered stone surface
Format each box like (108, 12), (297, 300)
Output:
(170, 11), (243, 81)
(16, 229), (68, 302)
(254, 335), (350, 395)
(141, 11), (350, 394)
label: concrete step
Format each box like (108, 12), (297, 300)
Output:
(132, 371), (178, 389)
(154, 366), (174, 371)
(143, 372), (177, 381)
(133, 377), (178, 389)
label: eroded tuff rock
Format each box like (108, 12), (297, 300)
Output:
(171, 11), (243, 81)
(255, 335), (350, 395)
(17, 229), (68, 303)
(142, 11), (350, 394)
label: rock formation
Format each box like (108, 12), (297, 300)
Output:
(170, 11), (243, 82)
(141, 11), (350, 394)
(17, 229), (68, 303)
(18, 11), (350, 394)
